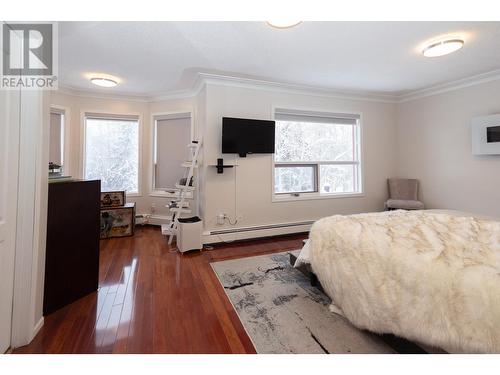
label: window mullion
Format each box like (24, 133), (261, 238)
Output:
(315, 163), (320, 193)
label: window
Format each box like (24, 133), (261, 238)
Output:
(84, 114), (139, 194)
(153, 113), (191, 192)
(49, 110), (65, 167)
(274, 108), (362, 198)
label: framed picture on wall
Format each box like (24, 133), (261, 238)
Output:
(100, 203), (136, 239)
(100, 191), (126, 207)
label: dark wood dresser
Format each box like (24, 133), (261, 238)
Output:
(43, 179), (101, 315)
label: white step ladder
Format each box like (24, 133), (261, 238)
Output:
(161, 140), (201, 245)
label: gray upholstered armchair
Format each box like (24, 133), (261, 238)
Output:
(385, 178), (424, 210)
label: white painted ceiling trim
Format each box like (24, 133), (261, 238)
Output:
(397, 68), (500, 102)
(57, 74), (205, 103)
(56, 68), (500, 105)
(56, 86), (151, 102)
(198, 73), (398, 103)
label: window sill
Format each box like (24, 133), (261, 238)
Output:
(126, 192), (141, 198)
(272, 192), (365, 203)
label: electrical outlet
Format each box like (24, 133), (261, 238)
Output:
(150, 203), (156, 214)
(216, 213), (225, 225)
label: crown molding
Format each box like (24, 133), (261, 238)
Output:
(55, 86), (151, 102)
(55, 68), (500, 105)
(198, 72), (399, 103)
(56, 74), (397, 104)
(149, 75), (206, 102)
(56, 77), (206, 103)
(397, 68), (500, 103)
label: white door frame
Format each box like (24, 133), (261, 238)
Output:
(10, 90), (50, 348)
(0, 89), (21, 353)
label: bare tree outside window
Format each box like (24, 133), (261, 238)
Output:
(85, 117), (139, 193)
(274, 117), (361, 196)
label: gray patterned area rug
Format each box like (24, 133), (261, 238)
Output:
(211, 251), (395, 354)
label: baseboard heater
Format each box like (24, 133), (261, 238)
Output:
(208, 220), (315, 235)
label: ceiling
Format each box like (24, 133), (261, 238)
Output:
(58, 21), (500, 98)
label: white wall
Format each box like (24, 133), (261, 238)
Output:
(201, 83), (398, 236)
(396, 79), (500, 217)
(195, 86), (207, 222)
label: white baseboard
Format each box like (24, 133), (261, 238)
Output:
(12, 316), (44, 349)
(203, 221), (313, 244)
(32, 317), (44, 340)
(144, 214), (171, 226)
(145, 215), (312, 244)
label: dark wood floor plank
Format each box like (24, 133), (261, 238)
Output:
(13, 227), (308, 354)
(192, 253), (253, 353)
(112, 258), (138, 353)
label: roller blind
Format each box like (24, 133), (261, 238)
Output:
(154, 112), (191, 122)
(154, 115), (191, 190)
(49, 112), (63, 165)
(275, 108), (360, 125)
(85, 112), (139, 121)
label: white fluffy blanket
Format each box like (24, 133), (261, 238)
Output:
(308, 210), (500, 353)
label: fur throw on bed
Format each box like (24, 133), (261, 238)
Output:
(308, 210), (500, 353)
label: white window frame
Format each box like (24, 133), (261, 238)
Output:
(49, 107), (65, 168)
(82, 111), (142, 197)
(271, 107), (364, 202)
(149, 110), (194, 198)
(50, 105), (71, 175)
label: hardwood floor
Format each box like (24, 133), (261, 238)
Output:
(14, 227), (307, 354)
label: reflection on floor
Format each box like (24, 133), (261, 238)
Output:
(14, 226), (307, 353)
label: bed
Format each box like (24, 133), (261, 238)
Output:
(295, 209), (500, 353)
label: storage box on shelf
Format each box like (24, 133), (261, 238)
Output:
(100, 190), (136, 239)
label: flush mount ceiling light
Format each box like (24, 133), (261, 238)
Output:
(422, 38), (464, 57)
(90, 77), (118, 88)
(266, 20), (302, 29)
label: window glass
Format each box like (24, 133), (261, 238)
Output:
(85, 117), (139, 193)
(274, 114), (361, 196)
(274, 165), (316, 194)
(275, 121), (355, 162)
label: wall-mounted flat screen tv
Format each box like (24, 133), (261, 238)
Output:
(222, 117), (275, 157)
